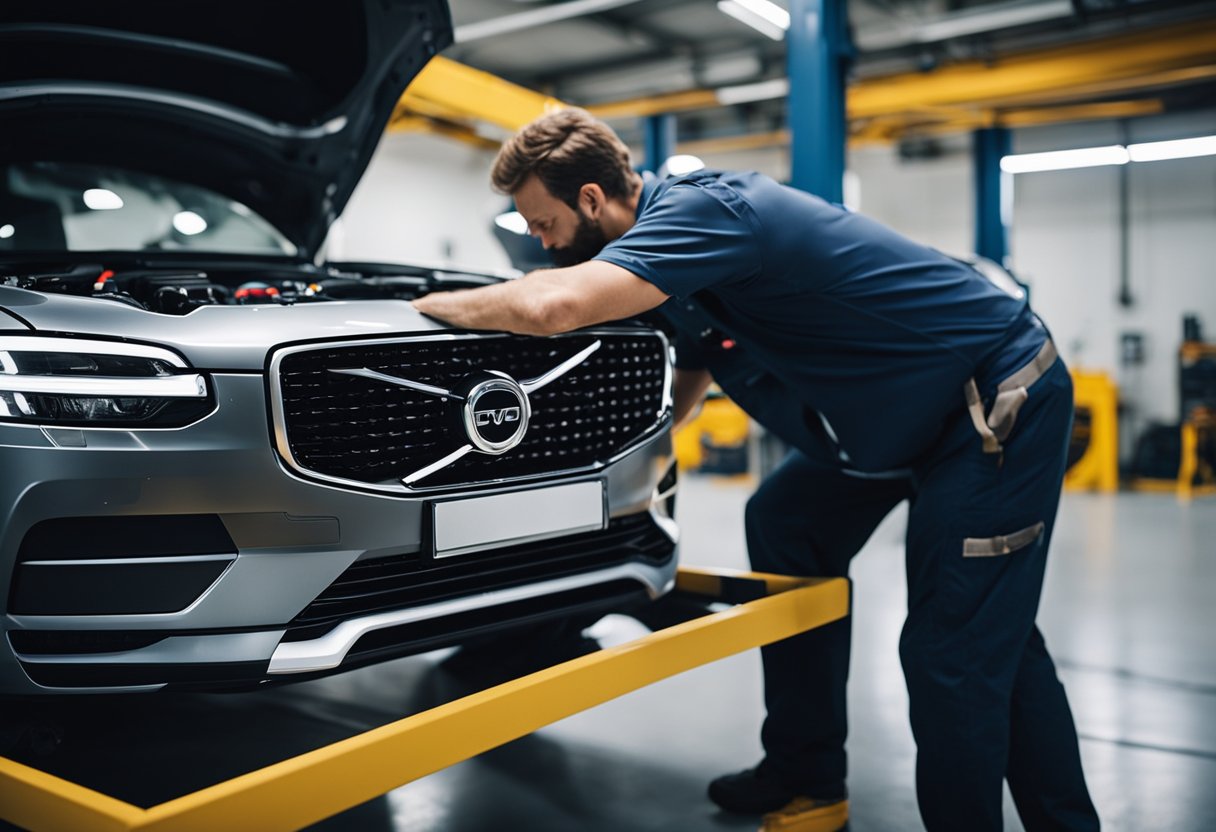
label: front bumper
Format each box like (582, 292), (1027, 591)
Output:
(0, 373), (678, 694)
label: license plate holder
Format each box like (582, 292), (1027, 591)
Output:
(430, 480), (607, 559)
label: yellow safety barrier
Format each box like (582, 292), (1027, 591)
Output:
(1065, 370), (1119, 493)
(0, 568), (848, 832)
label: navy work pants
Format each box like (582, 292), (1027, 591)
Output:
(747, 359), (1099, 831)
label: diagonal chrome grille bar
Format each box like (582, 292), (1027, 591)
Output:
(520, 340), (601, 394)
(329, 368), (460, 400)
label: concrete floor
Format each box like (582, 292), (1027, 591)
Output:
(3, 475), (1214, 831)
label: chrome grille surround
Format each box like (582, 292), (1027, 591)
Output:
(268, 328), (673, 494)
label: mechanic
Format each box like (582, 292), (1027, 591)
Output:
(412, 108), (1100, 832)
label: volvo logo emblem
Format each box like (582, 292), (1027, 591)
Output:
(474, 407), (521, 427)
(462, 373), (530, 454)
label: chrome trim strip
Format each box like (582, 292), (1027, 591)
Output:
(268, 561), (669, 674)
(328, 367), (459, 400)
(520, 339), (602, 394)
(20, 554), (236, 567)
(403, 444), (473, 486)
(268, 329), (673, 496)
(0, 374), (206, 397)
(0, 337), (188, 367)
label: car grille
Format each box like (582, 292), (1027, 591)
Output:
(273, 330), (669, 490)
(282, 511), (675, 643)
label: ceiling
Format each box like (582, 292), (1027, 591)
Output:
(435, 0), (1216, 148)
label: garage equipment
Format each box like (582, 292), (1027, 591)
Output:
(0, 567), (848, 832)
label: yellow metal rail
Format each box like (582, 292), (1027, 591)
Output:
(0, 568), (848, 832)
(397, 54), (566, 133)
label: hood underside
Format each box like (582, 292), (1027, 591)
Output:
(0, 0), (453, 259)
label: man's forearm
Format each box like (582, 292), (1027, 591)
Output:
(412, 260), (669, 337)
(411, 276), (565, 336)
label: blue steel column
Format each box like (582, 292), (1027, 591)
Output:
(788, 0), (851, 202)
(973, 127), (1011, 265)
(643, 114), (676, 173)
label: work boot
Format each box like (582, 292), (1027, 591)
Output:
(708, 764), (798, 813)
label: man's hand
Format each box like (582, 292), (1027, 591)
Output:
(411, 260), (668, 336)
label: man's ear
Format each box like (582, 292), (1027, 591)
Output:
(578, 183), (606, 219)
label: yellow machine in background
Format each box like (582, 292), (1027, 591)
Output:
(1065, 370), (1120, 493)
(675, 389), (751, 474)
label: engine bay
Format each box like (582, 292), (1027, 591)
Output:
(0, 261), (504, 315)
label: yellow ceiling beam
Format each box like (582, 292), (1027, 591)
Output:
(387, 115), (502, 151)
(399, 55), (566, 132)
(675, 100), (1166, 153)
(588, 89), (720, 120)
(392, 21), (1211, 149)
(677, 130), (792, 156)
(584, 20), (1216, 124)
(848, 19), (1216, 118)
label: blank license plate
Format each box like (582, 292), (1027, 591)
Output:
(431, 481), (606, 559)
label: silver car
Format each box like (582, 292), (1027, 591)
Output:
(0, 0), (678, 694)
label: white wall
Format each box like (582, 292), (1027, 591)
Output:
(1007, 110), (1216, 429)
(335, 131), (512, 272)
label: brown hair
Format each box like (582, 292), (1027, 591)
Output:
(491, 108), (637, 209)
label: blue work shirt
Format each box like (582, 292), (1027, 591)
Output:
(594, 170), (1047, 472)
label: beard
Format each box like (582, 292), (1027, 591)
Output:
(550, 211), (610, 268)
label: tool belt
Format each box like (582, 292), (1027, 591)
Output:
(964, 339), (1059, 455)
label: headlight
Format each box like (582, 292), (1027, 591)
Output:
(0, 338), (212, 427)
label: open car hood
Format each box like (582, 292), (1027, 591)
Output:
(0, 0), (453, 259)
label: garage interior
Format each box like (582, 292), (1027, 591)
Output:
(3, 0), (1216, 830)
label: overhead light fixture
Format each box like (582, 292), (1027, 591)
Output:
(83, 188), (124, 210)
(494, 211), (529, 235)
(0, 224), (13, 240)
(660, 155), (706, 177)
(1000, 145), (1129, 174)
(717, 0), (789, 41)
(1127, 134), (1216, 162)
(716, 77), (789, 106)
(173, 211), (207, 236)
(1001, 134), (1216, 173)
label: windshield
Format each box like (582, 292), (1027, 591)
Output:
(0, 163), (297, 257)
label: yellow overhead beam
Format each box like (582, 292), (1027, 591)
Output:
(672, 99), (1165, 153)
(387, 115), (502, 150)
(848, 20), (1216, 118)
(585, 20), (1216, 126)
(589, 89), (720, 120)
(849, 99), (1167, 145)
(399, 54), (566, 132)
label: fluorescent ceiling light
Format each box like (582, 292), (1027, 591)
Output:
(1000, 145), (1129, 173)
(1001, 134), (1216, 173)
(661, 155), (706, 176)
(716, 77), (789, 106)
(83, 188), (123, 210)
(717, 0), (789, 41)
(0, 224), (13, 239)
(494, 211), (529, 235)
(173, 211), (207, 236)
(1128, 134), (1216, 162)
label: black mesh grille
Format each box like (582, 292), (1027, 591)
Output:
(275, 331), (668, 489)
(283, 512), (675, 642)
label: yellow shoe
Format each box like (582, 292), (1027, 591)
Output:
(759, 795), (849, 832)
